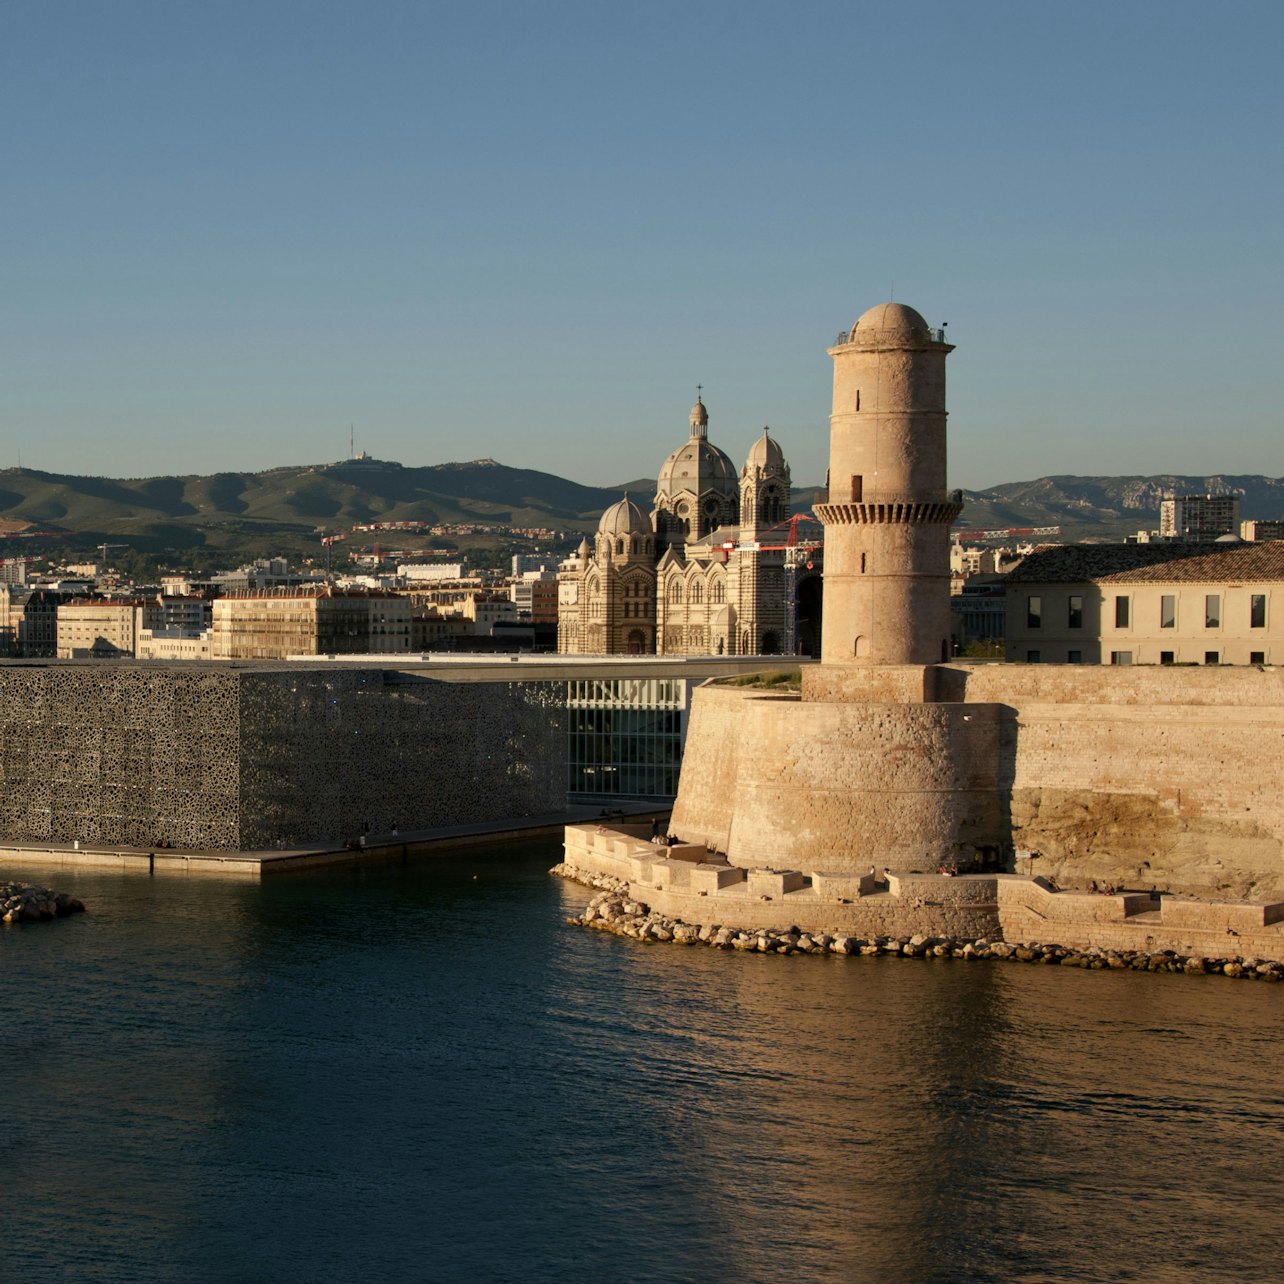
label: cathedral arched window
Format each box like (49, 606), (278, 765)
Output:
(690, 580), (703, 605)
(669, 580), (683, 604)
(711, 580), (725, 605)
(617, 539), (625, 556)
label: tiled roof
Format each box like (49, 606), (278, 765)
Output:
(1005, 542), (1284, 585)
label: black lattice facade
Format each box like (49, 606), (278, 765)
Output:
(0, 665), (566, 850)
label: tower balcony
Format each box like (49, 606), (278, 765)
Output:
(815, 494), (964, 527)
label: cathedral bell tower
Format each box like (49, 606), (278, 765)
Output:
(814, 302), (961, 667)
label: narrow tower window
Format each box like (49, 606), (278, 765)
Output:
(851, 475), (863, 502)
(855, 390), (861, 411)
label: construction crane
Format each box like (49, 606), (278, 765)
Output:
(96, 542), (127, 570)
(755, 514), (824, 655)
(320, 530), (346, 580)
(954, 525), (1062, 543)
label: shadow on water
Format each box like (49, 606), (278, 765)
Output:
(0, 843), (1281, 1284)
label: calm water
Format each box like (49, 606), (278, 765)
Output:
(1, 840), (1280, 1284)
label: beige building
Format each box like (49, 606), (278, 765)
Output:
(57, 599), (159, 658)
(136, 629), (214, 660)
(1004, 542), (1284, 665)
(212, 589), (412, 659)
(559, 397), (819, 656)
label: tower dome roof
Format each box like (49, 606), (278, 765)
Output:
(851, 301), (932, 341)
(597, 495), (651, 537)
(689, 393), (708, 431)
(745, 426), (786, 473)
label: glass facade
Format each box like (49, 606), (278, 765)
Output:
(567, 678), (688, 800)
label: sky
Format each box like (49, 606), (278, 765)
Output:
(1, 0), (1281, 491)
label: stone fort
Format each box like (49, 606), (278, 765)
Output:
(569, 301), (1284, 921)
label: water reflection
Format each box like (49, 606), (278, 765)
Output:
(0, 849), (1280, 1284)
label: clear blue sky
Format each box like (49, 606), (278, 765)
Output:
(2, 0), (1281, 490)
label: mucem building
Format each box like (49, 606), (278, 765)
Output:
(0, 663), (566, 850)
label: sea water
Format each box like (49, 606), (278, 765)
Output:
(1, 840), (1280, 1284)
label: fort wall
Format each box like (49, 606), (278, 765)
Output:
(670, 664), (1284, 901)
(562, 824), (1284, 962)
(669, 686), (1002, 872)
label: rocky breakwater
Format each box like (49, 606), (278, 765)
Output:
(1, 881), (86, 924)
(555, 871), (1284, 982)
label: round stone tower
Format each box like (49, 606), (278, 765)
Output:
(814, 302), (961, 668)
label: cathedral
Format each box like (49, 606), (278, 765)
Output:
(557, 395), (821, 656)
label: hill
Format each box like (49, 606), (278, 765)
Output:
(1, 461), (1281, 566)
(955, 474), (1284, 541)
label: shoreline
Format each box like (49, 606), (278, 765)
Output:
(562, 821), (1284, 965)
(0, 805), (667, 879)
(552, 862), (1284, 982)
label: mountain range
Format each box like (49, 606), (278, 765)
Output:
(0, 460), (1281, 562)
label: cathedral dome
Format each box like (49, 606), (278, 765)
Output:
(850, 301), (932, 341)
(657, 438), (738, 497)
(690, 394), (708, 431)
(597, 495), (651, 537)
(745, 427), (786, 474)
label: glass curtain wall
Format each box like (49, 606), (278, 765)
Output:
(567, 678), (689, 800)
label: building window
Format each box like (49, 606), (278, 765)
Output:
(1251, 651), (1265, 665)
(1026, 650), (1041, 663)
(1160, 651), (1175, 665)
(851, 475), (863, 502)
(1114, 596), (1130, 628)
(1205, 651), (1219, 665)
(1205, 594), (1221, 628)
(1110, 651), (1133, 665)
(1067, 650), (1082, 664)
(690, 581), (703, 605)
(1026, 596), (1042, 629)
(1067, 595), (1083, 629)
(669, 581), (683, 604)
(1251, 594), (1266, 628)
(1160, 595), (1176, 629)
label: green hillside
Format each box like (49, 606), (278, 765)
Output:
(2, 460), (1281, 569)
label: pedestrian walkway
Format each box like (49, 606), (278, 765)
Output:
(0, 802), (668, 879)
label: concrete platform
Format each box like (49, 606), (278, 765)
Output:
(0, 803), (669, 879)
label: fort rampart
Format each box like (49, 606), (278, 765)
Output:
(562, 822), (1284, 963)
(670, 663), (1284, 902)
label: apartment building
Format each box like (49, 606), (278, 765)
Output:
(1005, 543), (1284, 665)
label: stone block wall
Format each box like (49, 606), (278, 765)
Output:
(669, 686), (1003, 874)
(998, 701), (1284, 900)
(669, 662), (1284, 900)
